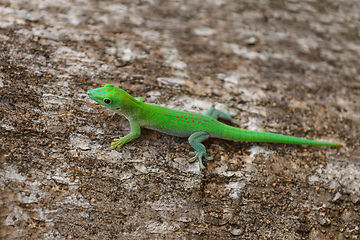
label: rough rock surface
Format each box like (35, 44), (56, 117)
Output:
(0, 0), (359, 239)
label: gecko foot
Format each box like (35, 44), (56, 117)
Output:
(189, 151), (213, 169)
(110, 138), (125, 149)
(204, 107), (239, 124)
(225, 108), (239, 117)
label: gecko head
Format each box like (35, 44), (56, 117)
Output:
(87, 84), (131, 112)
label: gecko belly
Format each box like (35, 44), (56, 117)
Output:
(142, 125), (193, 138)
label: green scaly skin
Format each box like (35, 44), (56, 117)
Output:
(87, 84), (342, 169)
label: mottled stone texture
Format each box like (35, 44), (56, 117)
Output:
(0, 0), (359, 239)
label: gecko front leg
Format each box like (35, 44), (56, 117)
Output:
(111, 120), (141, 149)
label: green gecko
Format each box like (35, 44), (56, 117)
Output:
(87, 84), (342, 169)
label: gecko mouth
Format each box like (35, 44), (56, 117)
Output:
(87, 90), (102, 102)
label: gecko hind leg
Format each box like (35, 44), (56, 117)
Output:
(204, 107), (239, 123)
(188, 131), (213, 169)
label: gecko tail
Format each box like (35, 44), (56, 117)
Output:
(220, 125), (342, 147)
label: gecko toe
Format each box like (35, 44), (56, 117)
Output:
(188, 151), (211, 169)
(205, 155), (213, 160)
(198, 159), (206, 169)
(111, 138), (125, 149)
(189, 155), (197, 163)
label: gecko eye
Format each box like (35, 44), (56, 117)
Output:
(104, 98), (111, 104)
